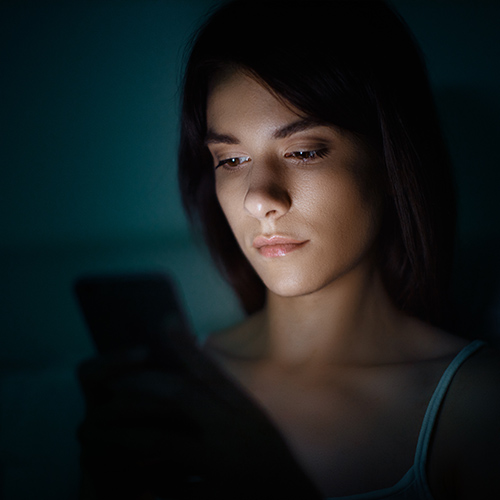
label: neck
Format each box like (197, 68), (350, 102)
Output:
(258, 266), (407, 367)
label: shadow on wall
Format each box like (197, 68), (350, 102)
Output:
(437, 85), (500, 345)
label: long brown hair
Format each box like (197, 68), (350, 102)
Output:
(178, 0), (456, 325)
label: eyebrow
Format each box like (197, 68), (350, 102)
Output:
(204, 118), (326, 146)
(272, 118), (325, 140)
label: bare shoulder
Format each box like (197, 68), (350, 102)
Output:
(430, 342), (500, 499)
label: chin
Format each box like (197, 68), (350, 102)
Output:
(260, 267), (334, 299)
(257, 255), (374, 300)
(266, 280), (307, 298)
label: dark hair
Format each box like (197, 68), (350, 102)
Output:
(178, 0), (456, 325)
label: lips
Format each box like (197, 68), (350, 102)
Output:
(252, 235), (308, 257)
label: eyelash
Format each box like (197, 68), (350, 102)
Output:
(215, 156), (250, 170)
(284, 148), (329, 162)
(214, 148), (329, 170)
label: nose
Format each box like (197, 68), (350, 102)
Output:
(243, 161), (291, 220)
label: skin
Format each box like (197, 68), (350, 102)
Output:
(203, 71), (500, 498)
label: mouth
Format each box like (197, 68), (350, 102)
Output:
(252, 235), (309, 258)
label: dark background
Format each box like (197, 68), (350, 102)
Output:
(1, 0), (499, 498)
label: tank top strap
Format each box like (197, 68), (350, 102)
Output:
(413, 339), (486, 491)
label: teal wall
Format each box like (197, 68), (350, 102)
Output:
(394, 0), (500, 341)
(1, 1), (499, 498)
(2, 0), (243, 370)
(1, 1), (240, 498)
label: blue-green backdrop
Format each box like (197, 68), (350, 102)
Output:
(1, 1), (499, 498)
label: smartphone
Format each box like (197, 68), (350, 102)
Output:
(74, 272), (271, 420)
(74, 272), (191, 356)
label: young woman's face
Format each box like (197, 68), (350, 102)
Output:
(206, 71), (382, 298)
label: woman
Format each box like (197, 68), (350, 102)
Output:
(177, 0), (500, 498)
(79, 1), (500, 498)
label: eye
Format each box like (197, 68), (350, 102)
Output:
(284, 148), (329, 162)
(215, 156), (251, 170)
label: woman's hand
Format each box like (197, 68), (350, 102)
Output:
(77, 325), (322, 499)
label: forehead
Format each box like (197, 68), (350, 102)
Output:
(205, 70), (367, 155)
(206, 70), (303, 128)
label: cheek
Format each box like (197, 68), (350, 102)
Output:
(302, 173), (382, 249)
(215, 179), (242, 234)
